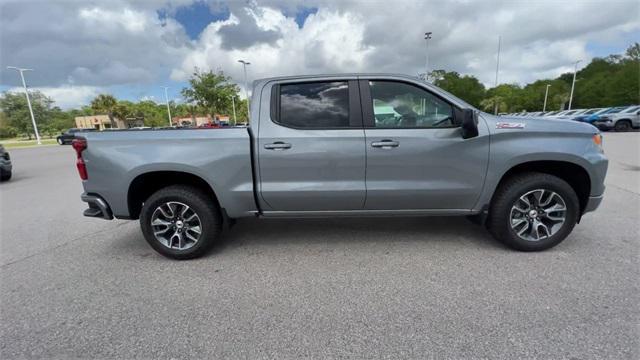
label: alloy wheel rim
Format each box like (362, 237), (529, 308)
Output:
(150, 201), (201, 250)
(509, 189), (567, 242)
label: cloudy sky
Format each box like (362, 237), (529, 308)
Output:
(1, 0), (638, 109)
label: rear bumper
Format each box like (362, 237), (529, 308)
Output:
(583, 194), (604, 214)
(81, 193), (114, 220)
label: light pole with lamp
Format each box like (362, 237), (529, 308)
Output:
(7, 66), (41, 144)
(424, 32), (432, 81)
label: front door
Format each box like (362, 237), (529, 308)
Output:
(258, 79), (366, 211)
(360, 79), (489, 210)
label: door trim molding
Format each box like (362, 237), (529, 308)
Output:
(260, 209), (475, 218)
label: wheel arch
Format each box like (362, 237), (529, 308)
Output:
(127, 170), (221, 220)
(491, 160), (591, 214)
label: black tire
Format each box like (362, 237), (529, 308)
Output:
(0, 170), (11, 181)
(140, 185), (222, 260)
(487, 172), (579, 251)
(614, 120), (631, 132)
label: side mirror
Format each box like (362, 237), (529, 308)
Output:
(456, 108), (478, 139)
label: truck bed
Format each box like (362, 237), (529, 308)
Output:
(80, 128), (257, 218)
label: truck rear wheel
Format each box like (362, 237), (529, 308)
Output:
(487, 172), (579, 251)
(140, 185), (222, 260)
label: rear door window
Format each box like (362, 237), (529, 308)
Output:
(278, 81), (350, 128)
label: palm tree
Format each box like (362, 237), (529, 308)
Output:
(90, 94), (118, 128)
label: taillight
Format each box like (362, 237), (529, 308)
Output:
(72, 138), (88, 180)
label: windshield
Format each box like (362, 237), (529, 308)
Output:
(606, 107), (626, 114)
(622, 106), (639, 113)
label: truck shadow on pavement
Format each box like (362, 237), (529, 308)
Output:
(111, 217), (513, 259)
(210, 216), (506, 255)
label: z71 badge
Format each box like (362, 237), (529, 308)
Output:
(496, 122), (525, 129)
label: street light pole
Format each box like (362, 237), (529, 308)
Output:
(494, 35), (501, 115)
(568, 60), (581, 110)
(238, 60), (251, 119)
(424, 32), (432, 82)
(231, 95), (237, 125)
(162, 86), (172, 126)
(543, 84), (551, 112)
(7, 66), (41, 144)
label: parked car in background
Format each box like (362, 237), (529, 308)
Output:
(593, 106), (640, 131)
(57, 128), (96, 145)
(573, 108), (609, 125)
(73, 73), (608, 259)
(0, 144), (12, 181)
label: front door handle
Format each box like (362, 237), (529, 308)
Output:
(264, 142), (292, 150)
(371, 140), (399, 148)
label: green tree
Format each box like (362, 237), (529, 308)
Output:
(181, 69), (240, 117)
(480, 96), (507, 113)
(132, 100), (167, 127)
(625, 42), (640, 61)
(90, 94), (119, 128)
(485, 84), (524, 112)
(431, 70), (486, 108)
(234, 98), (249, 124)
(0, 111), (17, 138)
(0, 90), (53, 139)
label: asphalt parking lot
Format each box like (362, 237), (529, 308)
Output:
(1, 133), (638, 359)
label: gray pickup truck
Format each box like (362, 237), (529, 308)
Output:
(74, 74), (608, 259)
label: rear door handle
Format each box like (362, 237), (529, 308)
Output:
(264, 142), (292, 150)
(371, 140), (399, 148)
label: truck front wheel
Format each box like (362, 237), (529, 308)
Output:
(487, 172), (580, 251)
(140, 185), (222, 259)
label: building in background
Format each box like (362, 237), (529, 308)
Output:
(172, 114), (230, 127)
(75, 115), (144, 130)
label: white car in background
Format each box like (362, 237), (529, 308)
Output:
(595, 105), (640, 131)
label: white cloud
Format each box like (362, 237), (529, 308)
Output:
(1, 0), (192, 87)
(8, 85), (103, 109)
(1, 0), (638, 108)
(172, 0), (639, 93)
(78, 7), (149, 33)
(171, 6), (374, 96)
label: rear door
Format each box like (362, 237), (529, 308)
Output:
(257, 79), (366, 211)
(360, 79), (489, 210)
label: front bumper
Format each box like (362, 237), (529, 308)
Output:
(583, 194), (604, 214)
(0, 159), (12, 173)
(593, 120), (613, 130)
(81, 193), (114, 220)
